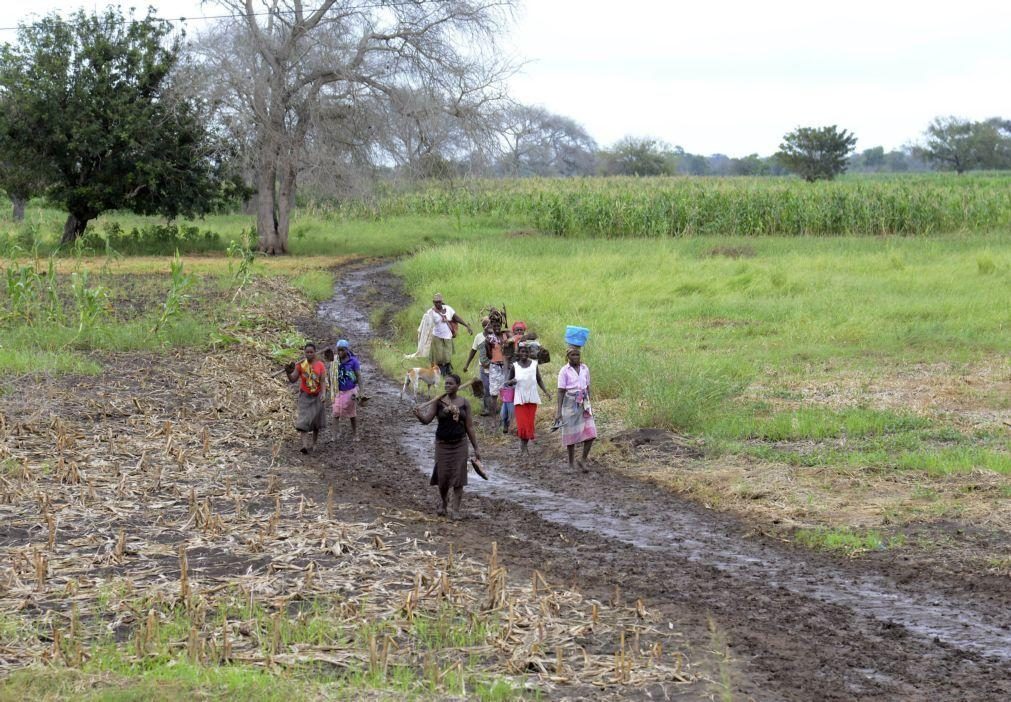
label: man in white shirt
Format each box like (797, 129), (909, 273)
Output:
(425, 293), (472, 376)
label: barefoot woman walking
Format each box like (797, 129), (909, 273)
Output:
(413, 374), (481, 520)
(505, 342), (547, 455)
(287, 342), (328, 454)
(555, 347), (596, 471)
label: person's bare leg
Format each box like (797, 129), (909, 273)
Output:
(450, 486), (463, 520)
(311, 429), (319, 451)
(567, 444), (575, 468)
(520, 438), (529, 455)
(350, 417), (358, 440)
(437, 486), (449, 516)
(578, 439), (594, 472)
(300, 432), (311, 454)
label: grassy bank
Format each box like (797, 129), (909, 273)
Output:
(0, 256), (348, 377)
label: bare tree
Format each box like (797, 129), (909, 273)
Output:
(498, 104), (597, 176)
(200, 0), (514, 254)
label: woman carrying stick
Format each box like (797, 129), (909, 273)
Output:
(413, 374), (481, 520)
(287, 342), (328, 454)
(555, 347), (596, 471)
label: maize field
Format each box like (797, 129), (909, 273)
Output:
(347, 174), (1011, 237)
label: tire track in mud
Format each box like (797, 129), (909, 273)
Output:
(312, 262), (1011, 701)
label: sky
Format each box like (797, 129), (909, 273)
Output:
(2, 0), (1010, 156)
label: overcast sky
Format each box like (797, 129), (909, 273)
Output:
(2, 1), (1009, 155)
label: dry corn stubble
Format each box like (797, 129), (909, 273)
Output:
(0, 275), (694, 694)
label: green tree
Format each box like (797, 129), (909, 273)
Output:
(861, 146), (886, 170)
(0, 96), (50, 220)
(600, 137), (676, 176)
(729, 153), (771, 176)
(776, 125), (857, 181)
(913, 117), (978, 174)
(0, 7), (230, 244)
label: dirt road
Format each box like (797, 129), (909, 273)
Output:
(306, 262), (1011, 701)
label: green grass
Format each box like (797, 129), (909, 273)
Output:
(794, 527), (905, 555)
(896, 446), (1011, 475)
(0, 347), (103, 375)
(0, 664), (311, 702)
(386, 233), (1010, 476)
(290, 270), (335, 303)
(0, 204), (519, 258)
(709, 407), (932, 442)
(0, 316), (216, 375)
(391, 233), (1009, 405)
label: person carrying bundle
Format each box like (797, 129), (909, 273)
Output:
(411, 293), (473, 377)
(287, 342), (328, 454)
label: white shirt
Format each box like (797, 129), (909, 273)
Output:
(513, 360), (541, 405)
(430, 304), (456, 339)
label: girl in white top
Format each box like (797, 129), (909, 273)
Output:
(504, 343), (548, 455)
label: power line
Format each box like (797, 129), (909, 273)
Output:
(0, 2), (438, 32)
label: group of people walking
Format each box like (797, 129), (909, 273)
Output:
(288, 291), (597, 520)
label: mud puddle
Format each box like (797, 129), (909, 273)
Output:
(319, 263), (1011, 663)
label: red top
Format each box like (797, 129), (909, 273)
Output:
(298, 360), (326, 395)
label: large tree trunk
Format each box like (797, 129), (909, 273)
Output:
(60, 213), (90, 246)
(255, 140), (299, 255)
(255, 156), (286, 255)
(11, 194), (26, 222)
(276, 157), (298, 253)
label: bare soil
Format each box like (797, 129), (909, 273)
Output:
(306, 261), (1011, 701)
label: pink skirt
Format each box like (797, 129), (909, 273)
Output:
(332, 389), (357, 417)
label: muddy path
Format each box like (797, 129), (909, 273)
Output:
(303, 262), (1011, 701)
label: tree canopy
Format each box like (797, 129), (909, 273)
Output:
(599, 137), (676, 176)
(0, 7), (232, 244)
(776, 126), (857, 182)
(914, 116), (1011, 174)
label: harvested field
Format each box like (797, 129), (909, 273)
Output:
(0, 273), (702, 700)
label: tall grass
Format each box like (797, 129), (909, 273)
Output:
(361, 174), (1011, 237)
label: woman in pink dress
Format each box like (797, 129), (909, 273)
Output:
(554, 347), (596, 471)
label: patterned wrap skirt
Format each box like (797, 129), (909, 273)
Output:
(295, 391), (327, 432)
(559, 392), (596, 446)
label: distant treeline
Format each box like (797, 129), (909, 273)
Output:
(593, 139), (930, 178)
